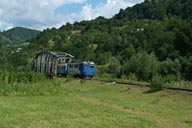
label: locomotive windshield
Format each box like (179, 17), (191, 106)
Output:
(83, 64), (95, 68)
(89, 65), (95, 68)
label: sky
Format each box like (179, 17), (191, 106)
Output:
(0, 0), (144, 31)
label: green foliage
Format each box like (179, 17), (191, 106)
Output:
(127, 73), (138, 82)
(149, 75), (164, 92)
(159, 61), (184, 87)
(165, 80), (192, 89)
(2, 27), (40, 43)
(160, 58), (182, 78)
(108, 57), (121, 76)
(0, 71), (64, 96)
(167, 18), (192, 56)
(125, 52), (159, 81)
(184, 60), (192, 81)
(95, 65), (108, 78)
(0, 71), (46, 84)
(163, 74), (182, 84)
(114, 0), (192, 20)
(0, 80), (62, 96)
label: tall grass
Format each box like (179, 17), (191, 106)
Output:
(0, 71), (46, 84)
(0, 71), (64, 96)
(0, 80), (63, 96)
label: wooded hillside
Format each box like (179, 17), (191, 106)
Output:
(1, 0), (192, 81)
(1, 27), (40, 44)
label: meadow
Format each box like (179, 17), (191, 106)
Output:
(0, 79), (191, 128)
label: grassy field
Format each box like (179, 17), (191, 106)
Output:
(0, 79), (191, 128)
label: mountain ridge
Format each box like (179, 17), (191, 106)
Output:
(1, 27), (40, 43)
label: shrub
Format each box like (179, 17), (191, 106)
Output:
(149, 75), (164, 92)
(160, 58), (181, 77)
(95, 65), (108, 78)
(163, 74), (182, 83)
(127, 73), (138, 82)
(125, 52), (159, 81)
(108, 57), (121, 76)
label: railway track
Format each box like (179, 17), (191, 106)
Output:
(165, 87), (192, 92)
(102, 80), (192, 92)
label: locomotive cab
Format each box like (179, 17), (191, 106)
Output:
(67, 61), (95, 78)
(80, 62), (95, 78)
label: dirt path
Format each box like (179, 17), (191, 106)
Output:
(77, 96), (188, 128)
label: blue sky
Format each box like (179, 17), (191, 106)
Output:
(0, 0), (144, 31)
(55, 0), (105, 15)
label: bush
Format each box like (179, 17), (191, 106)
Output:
(163, 74), (182, 83)
(125, 52), (159, 81)
(127, 73), (138, 82)
(160, 58), (181, 77)
(108, 57), (121, 76)
(149, 75), (164, 92)
(95, 65), (108, 78)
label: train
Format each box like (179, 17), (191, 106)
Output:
(57, 61), (95, 78)
(33, 51), (95, 78)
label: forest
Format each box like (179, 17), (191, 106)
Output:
(0, 0), (192, 84)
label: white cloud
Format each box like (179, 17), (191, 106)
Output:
(69, 0), (136, 22)
(0, 0), (144, 31)
(0, 0), (85, 30)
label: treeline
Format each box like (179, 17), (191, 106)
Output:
(114, 0), (192, 20)
(1, 0), (192, 82)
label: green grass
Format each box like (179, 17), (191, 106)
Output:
(0, 78), (191, 128)
(96, 77), (192, 89)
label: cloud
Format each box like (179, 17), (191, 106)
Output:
(0, 0), (85, 30)
(76, 0), (134, 20)
(0, 0), (144, 31)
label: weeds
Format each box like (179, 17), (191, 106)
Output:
(0, 71), (46, 84)
(0, 80), (63, 96)
(0, 71), (63, 96)
(80, 78), (86, 84)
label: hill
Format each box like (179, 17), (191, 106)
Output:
(114, 0), (192, 20)
(1, 0), (192, 81)
(1, 27), (40, 43)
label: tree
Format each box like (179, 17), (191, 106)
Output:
(108, 57), (121, 76)
(160, 58), (181, 76)
(125, 52), (159, 81)
(167, 18), (192, 56)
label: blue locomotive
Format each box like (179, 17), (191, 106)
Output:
(57, 61), (95, 78)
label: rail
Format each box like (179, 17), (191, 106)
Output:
(102, 80), (192, 92)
